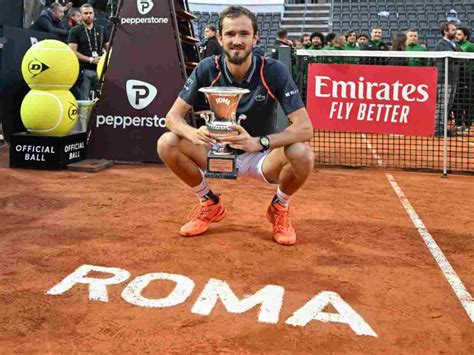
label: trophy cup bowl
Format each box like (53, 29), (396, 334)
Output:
(198, 86), (250, 179)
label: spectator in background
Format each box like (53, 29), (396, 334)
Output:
(309, 32), (324, 49)
(68, 4), (109, 100)
(361, 26), (389, 50)
(344, 31), (358, 50)
(271, 28), (297, 78)
(405, 29), (427, 66)
(454, 26), (474, 132)
(199, 25), (222, 59)
(456, 26), (474, 52)
(64, 8), (82, 30)
(322, 33), (336, 49)
(357, 33), (369, 47)
(31, 3), (69, 42)
(434, 22), (460, 136)
(300, 34), (311, 49)
(388, 33), (407, 66)
(435, 22), (460, 51)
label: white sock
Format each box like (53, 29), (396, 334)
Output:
(192, 179), (210, 202)
(276, 187), (291, 207)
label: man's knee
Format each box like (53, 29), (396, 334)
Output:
(284, 143), (314, 168)
(157, 132), (180, 159)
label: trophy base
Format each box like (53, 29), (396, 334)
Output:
(205, 153), (238, 180)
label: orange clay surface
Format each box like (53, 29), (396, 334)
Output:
(0, 145), (473, 353)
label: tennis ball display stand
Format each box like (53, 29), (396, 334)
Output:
(9, 132), (87, 170)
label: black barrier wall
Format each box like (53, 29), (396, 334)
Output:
(0, 0), (23, 28)
(87, 0), (188, 163)
(0, 26), (60, 142)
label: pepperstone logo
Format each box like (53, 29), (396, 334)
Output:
(28, 58), (49, 78)
(137, 0), (154, 15)
(126, 79), (158, 110)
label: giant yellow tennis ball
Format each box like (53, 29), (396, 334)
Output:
(20, 90), (79, 137)
(97, 49), (112, 80)
(21, 39), (79, 90)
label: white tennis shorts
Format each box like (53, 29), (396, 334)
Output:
(236, 151), (277, 184)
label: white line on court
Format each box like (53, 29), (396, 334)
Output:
(363, 134), (474, 322)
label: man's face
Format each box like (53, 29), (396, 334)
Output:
(446, 24), (457, 40)
(302, 35), (311, 46)
(218, 15), (256, 65)
(311, 36), (321, 45)
(336, 36), (346, 47)
(81, 7), (94, 25)
(358, 36), (368, 45)
(455, 29), (466, 42)
(71, 12), (81, 24)
(406, 31), (418, 45)
(51, 7), (64, 21)
(204, 27), (215, 39)
(371, 28), (382, 41)
(347, 32), (357, 44)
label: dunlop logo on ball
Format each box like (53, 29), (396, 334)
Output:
(28, 58), (50, 78)
(68, 102), (79, 121)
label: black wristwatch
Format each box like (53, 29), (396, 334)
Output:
(259, 136), (270, 152)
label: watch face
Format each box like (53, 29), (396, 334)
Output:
(261, 137), (270, 147)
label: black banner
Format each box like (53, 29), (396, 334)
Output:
(87, 0), (187, 163)
(0, 25), (60, 142)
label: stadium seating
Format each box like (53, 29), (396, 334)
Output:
(331, 0), (474, 49)
(192, 11), (281, 55)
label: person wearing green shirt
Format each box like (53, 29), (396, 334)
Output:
(454, 26), (474, 131)
(405, 29), (428, 66)
(456, 27), (474, 52)
(324, 34), (347, 64)
(343, 31), (358, 50)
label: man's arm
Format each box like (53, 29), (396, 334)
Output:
(69, 42), (99, 64)
(166, 97), (216, 146)
(226, 107), (313, 152)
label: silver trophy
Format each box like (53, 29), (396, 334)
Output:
(198, 86), (249, 179)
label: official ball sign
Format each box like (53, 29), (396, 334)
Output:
(306, 64), (438, 136)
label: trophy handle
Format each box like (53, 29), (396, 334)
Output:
(199, 110), (214, 124)
(237, 114), (247, 125)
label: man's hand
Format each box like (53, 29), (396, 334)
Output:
(188, 126), (216, 147)
(92, 56), (100, 65)
(224, 125), (261, 152)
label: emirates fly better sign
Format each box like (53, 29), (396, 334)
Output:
(306, 64), (438, 136)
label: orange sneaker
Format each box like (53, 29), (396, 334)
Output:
(179, 196), (227, 237)
(266, 203), (296, 246)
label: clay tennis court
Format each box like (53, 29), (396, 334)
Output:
(0, 144), (473, 353)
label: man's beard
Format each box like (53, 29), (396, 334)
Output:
(224, 46), (252, 65)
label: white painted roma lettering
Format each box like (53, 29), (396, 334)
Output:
(46, 265), (377, 337)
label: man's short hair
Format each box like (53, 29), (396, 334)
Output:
(406, 28), (418, 33)
(300, 33), (310, 41)
(357, 33), (369, 40)
(69, 8), (81, 16)
(277, 28), (288, 39)
(218, 6), (258, 35)
(205, 25), (216, 32)
(345, 30), (356, 37)
(325, 33), (336, 43)
(80, 3), (94, 12)
(371, 26), (382, 31)
(49, 3), (63, 11)
(439, 22), (452, 35)
(457, 26), (471, 40)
